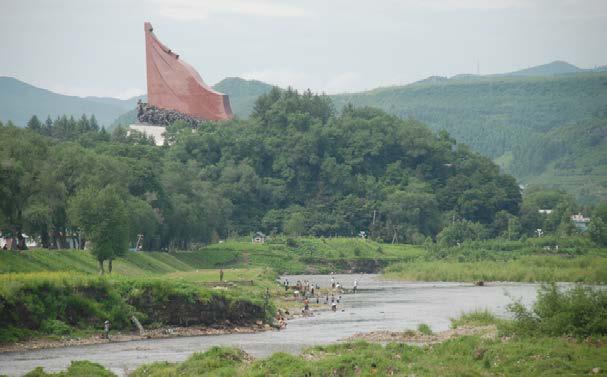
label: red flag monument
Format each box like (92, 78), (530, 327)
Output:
(144, 22), (233, 121)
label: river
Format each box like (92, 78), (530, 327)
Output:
(0, 274), (541, 376)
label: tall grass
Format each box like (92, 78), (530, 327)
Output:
(384, 255), (607, 283)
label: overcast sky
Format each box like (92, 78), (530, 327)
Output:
(1, 0), (606, 99)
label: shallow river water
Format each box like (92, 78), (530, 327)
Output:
(0, 274), (540, 376)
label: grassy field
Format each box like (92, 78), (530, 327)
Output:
(201, 237), (425, 273)
(384, 255), (607, 283)
(0, 248), (239, 275)
(0, 237), (425, 275)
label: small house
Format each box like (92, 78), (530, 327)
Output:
(571, 213), (591, 231)
(252, 232), (266, 244)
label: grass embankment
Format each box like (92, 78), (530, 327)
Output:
(202, 237), (425, 274)
(385, 237), (607, 283)
(384, 255), (607, 283)
(0, 271), (273, 344)
(0, 237), (425, 275)
(0, 248), (239, 275)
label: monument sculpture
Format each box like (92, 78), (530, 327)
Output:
(143, 22), (233, 121)
(130, 23), (233, 145)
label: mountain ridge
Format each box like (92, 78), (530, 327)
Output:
(0, 76), (137, 128)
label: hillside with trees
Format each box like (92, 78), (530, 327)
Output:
(1, 89), (525, 251)
(3, 67), (606, 208)
(331, 72), (607, 160)
(510, 116), (607, 204)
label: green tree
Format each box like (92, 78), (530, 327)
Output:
(284, 211), (306, 236)
(589, 217), (607, 246)
(437, 220), (488, 247)
(26, 115), (42, 132)
(68, 186), (129, 273)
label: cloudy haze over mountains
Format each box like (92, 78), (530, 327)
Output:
(1, 0), (606, 98)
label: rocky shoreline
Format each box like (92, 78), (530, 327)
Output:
(0, 322), (274, 354)
(342, 325), (498, 345)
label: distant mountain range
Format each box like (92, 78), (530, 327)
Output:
(0, 76), (145, 128)
(1, 61), (606, 202)
(2, 60), (603, 128)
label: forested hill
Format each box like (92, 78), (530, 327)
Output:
(213, 77), (274, 117)
(500, 60), (599, 76)
(329, 72), (607, 203)
(511, 116), (607, 204)
(0, 89), (522, 248)
(331, 73), (607, 160)
(0, 76), (140, 128)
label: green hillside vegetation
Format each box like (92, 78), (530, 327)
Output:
(331, 73), (607, 160)
(1, 88), (523, 251)
(329, 73), (607, 203)
(5, 67), (607, 203)
(0, 77), (135, 128)
(213, 77), (275, 118)
(511, 117), (607, 204)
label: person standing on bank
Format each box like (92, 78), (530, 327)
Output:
(103, 320), (111, 340)
(219, 269), (224, 282)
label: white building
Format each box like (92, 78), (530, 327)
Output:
(128, 123), (166, 146)
(571, 213), (591, 231)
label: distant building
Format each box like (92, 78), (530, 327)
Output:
(128, 123), (166, 146)
(538, 209), (553, 214)
(571, 213), (591, 231)
(252, 232), (267, 244)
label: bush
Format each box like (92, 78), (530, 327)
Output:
(40, 320), (72, 336)
(507, 283), (607, 337)
(450, 310), (498, 328)
(417, 323), (433, 335)
(23, 360), (116, 377)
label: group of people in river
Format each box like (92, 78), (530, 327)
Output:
(282, 274), (360, 317)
